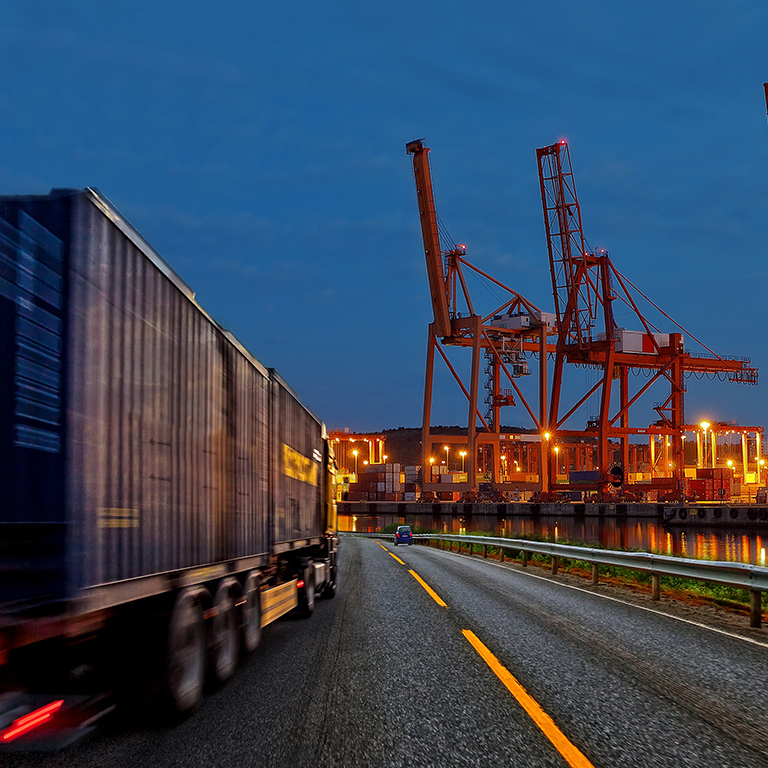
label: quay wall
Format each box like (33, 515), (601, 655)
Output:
(337, 501), (768, 528)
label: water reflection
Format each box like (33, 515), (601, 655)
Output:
(497, 517), (765, 565)
(341, 511), (768, 564)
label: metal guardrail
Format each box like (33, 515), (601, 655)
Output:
(347, 532), (768, 628)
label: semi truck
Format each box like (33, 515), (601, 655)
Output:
(0, 188), (338, 746)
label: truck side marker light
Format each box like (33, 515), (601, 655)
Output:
(1, 699), (64, 742)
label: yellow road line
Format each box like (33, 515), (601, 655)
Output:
(409, 569), (448, 607)
(389, 552), (406, 565)
(462, 630), (594, 768)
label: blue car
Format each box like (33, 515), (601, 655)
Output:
(394, 525), (413, 546)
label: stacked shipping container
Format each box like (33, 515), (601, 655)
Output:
(344, 463), (404, 501)
(403, 465), (419, 501)
(684, 468), (739, 501)
(0, 188), (325, 605)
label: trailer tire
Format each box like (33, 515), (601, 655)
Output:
(322, 566), (338, 599)
(210, 579), (240, 685)
(166, 589), (206, 716)
(241, 571), (262, 654)
(296, 566), (316, 618)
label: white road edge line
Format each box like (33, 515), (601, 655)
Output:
(431, 546), (768, 651)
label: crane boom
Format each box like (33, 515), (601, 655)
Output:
(764, 82), (768, 121)
(406, 139), (452, 339)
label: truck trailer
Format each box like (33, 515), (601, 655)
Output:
(0, 188), (338, 744)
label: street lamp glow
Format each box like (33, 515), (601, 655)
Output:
(459, 450), (467, 471)
(352, 449), (358, 474)
(444, 445), (450, 468)
(700, 421), (710, 432)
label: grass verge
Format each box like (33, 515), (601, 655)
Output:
(425, 531), (768, 618)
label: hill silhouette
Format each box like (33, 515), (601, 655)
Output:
(380, 426), (530, 467)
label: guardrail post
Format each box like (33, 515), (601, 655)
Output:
(652, 573), (660, 601)
(405, 533), (768, 629)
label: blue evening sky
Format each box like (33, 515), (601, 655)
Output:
(2, 1), (766, 435)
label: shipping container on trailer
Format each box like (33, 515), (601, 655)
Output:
(0, 188), (338, 741)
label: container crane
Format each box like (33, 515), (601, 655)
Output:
(406, 139), (556, 493)
(537, 140), (759, 499)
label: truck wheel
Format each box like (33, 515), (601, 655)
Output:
(241, 571), (262, 654)
(210, 579), (239, 684)
(296, 566), (315, 618)
(322, 566), (338, 599)
(166, 589), (206, 716)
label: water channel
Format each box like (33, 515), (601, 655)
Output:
(342, 513), (768, 566)
(499, 516), (768, 567)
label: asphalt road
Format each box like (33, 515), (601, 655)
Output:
(5, 535), (768, 768)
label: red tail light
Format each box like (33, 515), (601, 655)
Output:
(296, 579), (305, 589)
(1, 699), (64, 742)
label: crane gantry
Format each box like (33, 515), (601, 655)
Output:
(407, 137), (759, 501)
(406, 139), (555, 494)
(537, 139), (758, 498)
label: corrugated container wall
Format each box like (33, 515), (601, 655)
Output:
(271, 373), (323, 543)
(0, 189), (307, 602)
(0, 197), (68, 604)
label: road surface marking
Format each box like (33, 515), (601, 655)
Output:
(409, 569), (448, 607)
(463, 630), (595, 768)
(389, 552), (406, 565)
